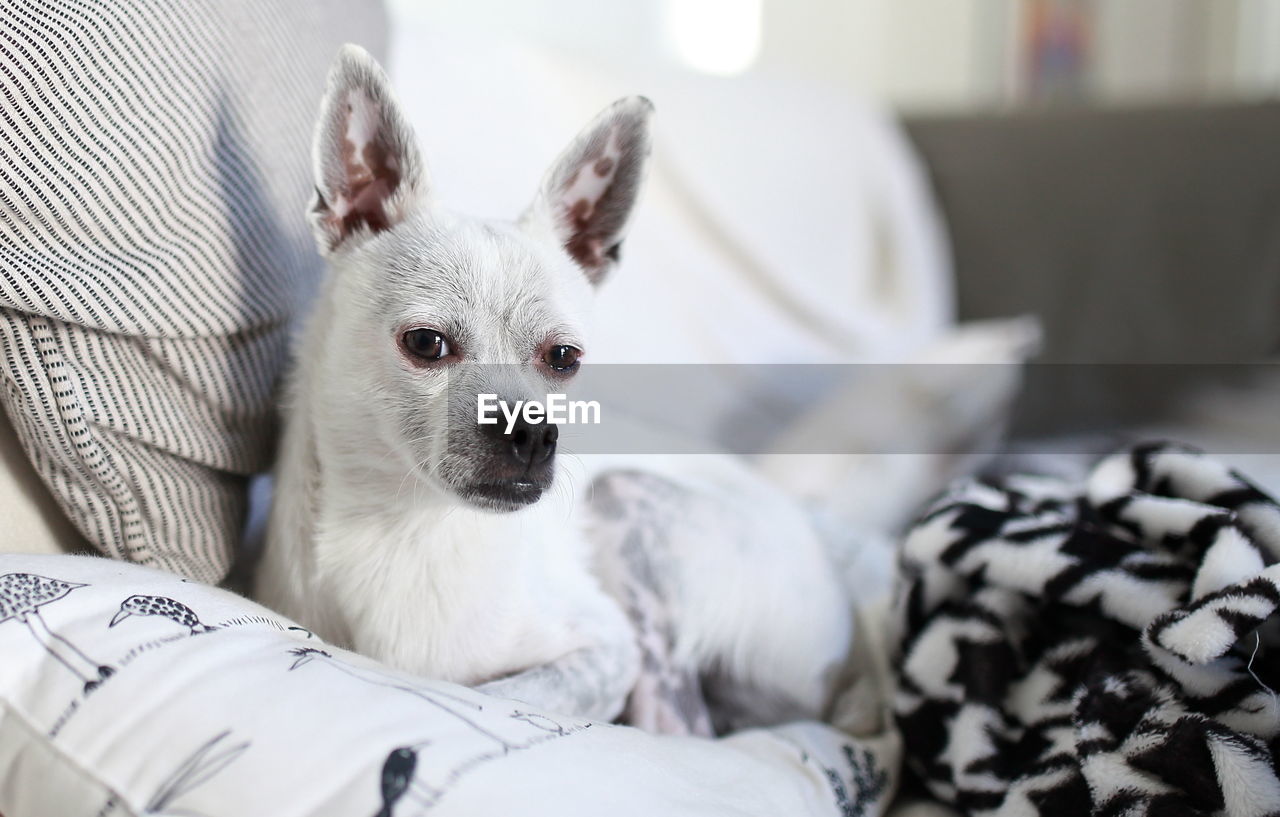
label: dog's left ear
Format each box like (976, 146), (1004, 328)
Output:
(523, 97), (653, 284)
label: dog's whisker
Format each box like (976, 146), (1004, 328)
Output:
(393, 454), (434, 505)
(359, 434), (435, 483)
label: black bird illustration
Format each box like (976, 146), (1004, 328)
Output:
(0, 572), (114, 692)
(287, 647), (518, 752)
(110, 594), (217, 634)
(287, 647), (583, 814)
(373, 743), (439, 817)
(375, 746), (416, 817)
(288, 646), (332, 669)
(144, 730), (249, 816)
(510, 711), (568, 735)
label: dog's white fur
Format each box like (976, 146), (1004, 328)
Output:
(256, 45), (852, 727)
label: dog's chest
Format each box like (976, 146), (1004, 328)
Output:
(316, 502), (594, 684)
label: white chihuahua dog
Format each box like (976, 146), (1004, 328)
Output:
(257, 45), (852, 731)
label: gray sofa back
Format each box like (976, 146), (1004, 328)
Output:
(905, 103), (1280, 434)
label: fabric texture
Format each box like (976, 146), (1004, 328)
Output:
(894, 443), (1280, 816)
(0, 553), (900, 817)
(0, 1), (387, 582)
(0, 406), (85, 556)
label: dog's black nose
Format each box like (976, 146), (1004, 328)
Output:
(492, 416), (558, 468)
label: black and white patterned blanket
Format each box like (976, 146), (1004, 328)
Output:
(893, 443), (1280, 816)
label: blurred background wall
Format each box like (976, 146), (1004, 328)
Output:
(388, 0), (1280, 110)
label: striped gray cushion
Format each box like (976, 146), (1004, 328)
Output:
(0, 0), (387, 582)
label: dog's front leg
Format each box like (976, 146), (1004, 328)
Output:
(476, 599), (639, 722)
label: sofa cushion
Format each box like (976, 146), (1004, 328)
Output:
(0, 554), (899, 817)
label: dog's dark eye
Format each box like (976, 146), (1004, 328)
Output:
(543, 345), (582, 372)
(402, 328), (452, 362)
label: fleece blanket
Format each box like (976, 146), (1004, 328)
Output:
(893, 443), (1280, 816)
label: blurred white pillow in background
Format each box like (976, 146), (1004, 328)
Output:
(384, 17), (1038, 592)
(386, 17), (954, 366)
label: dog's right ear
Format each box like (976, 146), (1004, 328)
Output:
(309, 44), (428, 256)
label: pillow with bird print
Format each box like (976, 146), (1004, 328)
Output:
(0, 553), (900, 817)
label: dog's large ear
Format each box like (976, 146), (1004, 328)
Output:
(524, 97), (653, 284)
(309, 44), (428, 256)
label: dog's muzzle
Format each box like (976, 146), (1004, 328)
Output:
(461, 413), (558, 511)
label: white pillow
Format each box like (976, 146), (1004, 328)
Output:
(388, 22), (955, 368)
(0, 554), (899, 816)
(757, 317), (1040, 519)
